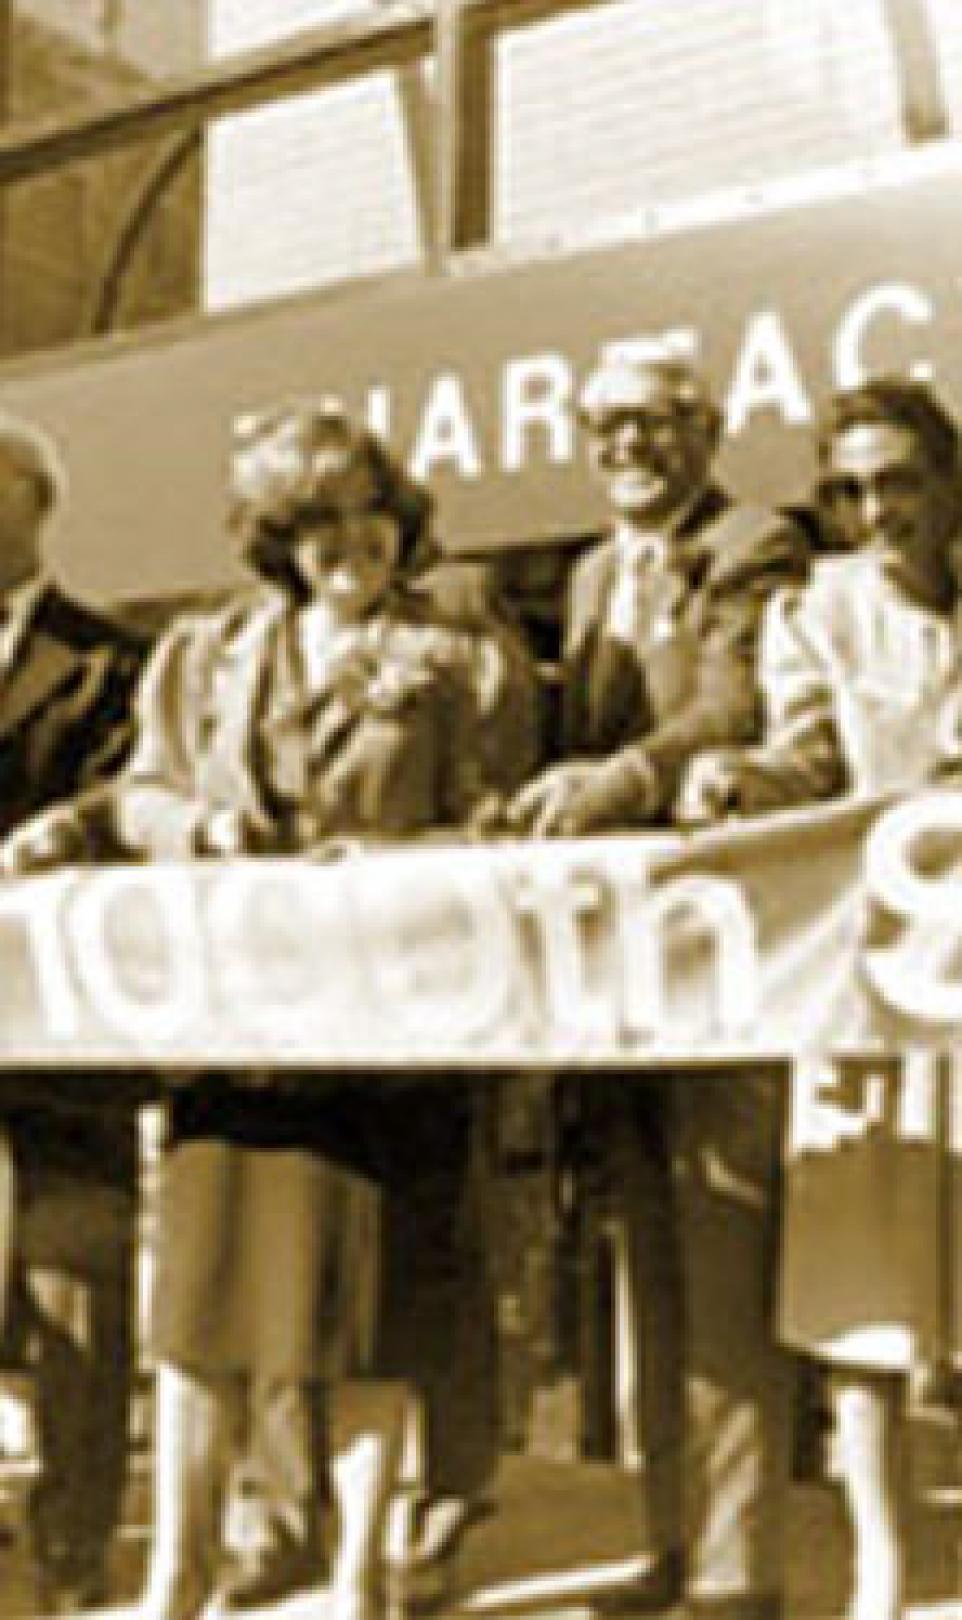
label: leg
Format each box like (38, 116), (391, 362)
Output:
(331, 1381), (408, 1620)
(376, 1086), (499, 1613)
(19, 1179), (134, 1608)
(586, 1081), (687, 1618)
(248, 1375), (328, 1550)
(142, 1360), (239, 1620)
(378, 1087), (498, 1505)
(219, 1378), (328, 1609)
(830, 1368), (905, 1620)
(68, 1250), (132, 1580)
(23, 1270), (97, 1597)
(676, 1069), (793, 1619)
(614, 1081), (684, 1571)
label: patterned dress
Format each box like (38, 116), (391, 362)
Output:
(122, 584), (537, 1378)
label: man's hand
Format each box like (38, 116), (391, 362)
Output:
(509, 756), (658, 837)
(0, 804), (89, 876)
(508, 763), (598, 836)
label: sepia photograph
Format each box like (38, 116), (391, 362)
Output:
(0, 4), (960, 1619)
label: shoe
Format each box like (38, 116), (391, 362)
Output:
(218, 1527), (325, 1611)
(381, 1491), (485, 1618)
(590, 1550), (685, 1616)
(36, 1560), (109, 1614)
(382, 1559), (449, 1619)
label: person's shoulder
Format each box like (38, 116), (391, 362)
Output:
(794, 549), (878, 617)
(569, 529), (617, 589)
(415, 559), (496, 628)
(388, 586), (483, 670)
(141, 588), (277, 693)
(698, 490), (810, 591)
(162, 585), (273, 645)
(768, 550), (872, 644)
(37, 584), (147, 658)
(700, 489), (808, 558)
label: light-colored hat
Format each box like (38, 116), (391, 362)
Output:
(577, 335), (716, 428)
(0, 413), (67, 515)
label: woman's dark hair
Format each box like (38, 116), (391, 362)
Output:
(229, 400), (434, 599)
(816, 375), (960, 478)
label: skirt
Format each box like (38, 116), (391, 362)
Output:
(150, 1075), (381, 1380)
(778, 1050), (962, 1370)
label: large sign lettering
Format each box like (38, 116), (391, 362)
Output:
(373, 278), (948, 483)
(2, 153), (962, 599)
(2, 791), (961, 1065)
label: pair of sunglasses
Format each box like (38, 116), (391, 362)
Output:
(818, 464), (926, 508)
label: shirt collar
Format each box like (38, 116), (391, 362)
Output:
(612, 490), (704, 572)
(0, 571), (48, 642)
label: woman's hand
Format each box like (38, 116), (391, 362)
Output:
(0, 804), (89, 876)
(194, 807), (267, 858)
(463, 792), (513, 839)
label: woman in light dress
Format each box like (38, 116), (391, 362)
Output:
(679, 375), (962, 1620)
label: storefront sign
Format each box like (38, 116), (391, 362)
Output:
(3, 152), (962, 598)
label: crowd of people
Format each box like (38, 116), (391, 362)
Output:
(0, 341), (960, 1620)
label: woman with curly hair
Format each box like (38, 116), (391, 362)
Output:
(8, 398), (537, 1620)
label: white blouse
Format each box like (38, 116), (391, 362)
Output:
(761, 549), (962, 794)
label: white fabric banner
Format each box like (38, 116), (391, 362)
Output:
(1, 790), (961, 1065)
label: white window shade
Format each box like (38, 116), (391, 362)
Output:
(495, 0), (905, 246)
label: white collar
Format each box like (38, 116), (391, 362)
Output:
(0, 571), (48, 655)
(612, 490), (704, 569)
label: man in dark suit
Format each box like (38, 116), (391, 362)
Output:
(0, 415), (145, 1612)
(513, 342), (807, 836)
(512, 342), (806, 1620)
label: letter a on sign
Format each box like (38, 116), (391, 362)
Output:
(726, 310), (811, 435)
(410, 373), (483, 481)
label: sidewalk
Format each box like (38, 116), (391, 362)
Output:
(2, 1455), (961, 1620)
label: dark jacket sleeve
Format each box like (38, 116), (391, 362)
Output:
(72, 636), (146, 791)
(560, 539), (615, 756)
(4, 602), (148, 840)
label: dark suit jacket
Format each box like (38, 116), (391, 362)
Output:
(561, 486), (809, 818)
(0, 584), (144, 839)
(0, 586), (146, 1277)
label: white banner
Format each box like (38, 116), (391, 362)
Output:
(1, 791), (961, 1066)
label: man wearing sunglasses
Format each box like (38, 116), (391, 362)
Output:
(510, 339), (807, 836)
(679, 375), (962, 820)
(509, 343), (807, 1620)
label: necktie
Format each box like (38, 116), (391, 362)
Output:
(609, 538), (684, 649)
